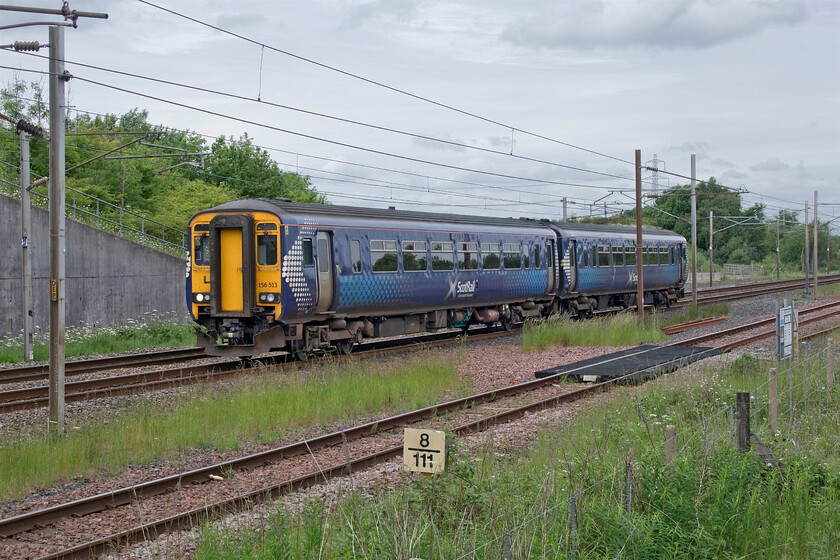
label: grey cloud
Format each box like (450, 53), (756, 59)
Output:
(668, 141), (711, 152)
(339, 0), (419, 30)
(411, 134), (468, 152)
(501, 0), (807, 51)
(220, 13), (264, 30)
(712, 158), (735, 169)
(721, 169), (747, 180)
(750, 157), (789, 171)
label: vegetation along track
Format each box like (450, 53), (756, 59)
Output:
(2, 300), (838, 559)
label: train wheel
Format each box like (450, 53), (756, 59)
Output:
(501, 318), (513, 331)
(337, 341), (354, 355)
(295, 349), (310, 361)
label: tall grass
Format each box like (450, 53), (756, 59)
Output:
(521, 313), (666, 351)
(0, 354), (466, 500)
(0, 312), (195, 364)
(193, 343), (840, 560)
(660, 302), (730, 328)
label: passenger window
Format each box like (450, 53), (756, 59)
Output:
(317, 238), (329, 273)
(661, 247), (669, 265)
(625, 245), (636, 266)
(523, 245), (531, 269)
(257, 234), (277, 266)
(431, 241), (454, 271)
(403, 241), (428, 272)
(302, 238), (314, 266)
(547, 241), (554, 269)
(612, 245), (624, 267)
(598, 245), (610, 267)
(503, 243), (521, 269)
(371, 240), (398, 272)
(458, 242), (478, 270)
(193, 235), (210, 266)
(582, 247), (589, 268)
(350, 240), (362, 273)
(481, 242), (500, 270)
(534, 245), (541, 269)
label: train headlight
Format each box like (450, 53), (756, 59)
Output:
(193, 292), (210, 303)
(259, 292), (280, 304)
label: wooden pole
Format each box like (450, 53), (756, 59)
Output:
(769, 368), (778, 432)
(635, 149), (644, 321)
(736, 392), (751, 453)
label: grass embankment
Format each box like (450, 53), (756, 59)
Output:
(0, 314), (195, 364)
(194, 342), (840, 559)
(660, 302), (730, 328)
(0, 354), (466, 500)
(521, 313), (666, 351)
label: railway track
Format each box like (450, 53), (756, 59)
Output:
(0, 328), (511, 414)
(3, 273), (835, 388)
(2, 299), (838, 559)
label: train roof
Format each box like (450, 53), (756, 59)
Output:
(201, 198), (556, 230)
(198, 199), (684, 240)
(549, 220), (685, 239)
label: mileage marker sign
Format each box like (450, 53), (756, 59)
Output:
(403, 428), (447, 474)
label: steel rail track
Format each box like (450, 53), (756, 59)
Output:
(0, 328), (513, 414)
(661, 316), (728, 335)
(683, 273), (840, 299)
(0, 347), (207, 385)
(10, 307), (840, 558)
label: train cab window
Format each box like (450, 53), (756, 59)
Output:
(612, 245), (624, 267)
(523, 245), (531, 269)
(350, 239), (362, 273)
(431, 241), (454, 271)
(598, 245), (610, 267)
(371, 240), (398, 272)
(193, 234), (210, 266)
(503, 243), (521, 269)
(625, 245), (636, 266)
(403, 241), (428, 272)
(458, 242), (478, 270)
(481, 243), (501, 270)
(256, 224), (278, 266)
(534, 245), (541, 269)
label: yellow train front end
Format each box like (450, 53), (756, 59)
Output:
(187, 209), (286, 356)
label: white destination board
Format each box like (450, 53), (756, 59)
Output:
(779, 306), (793, 359)
(403, 428), (446, 474)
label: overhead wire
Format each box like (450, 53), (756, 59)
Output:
(136, 0), (635, 167)
(9, 48), (637, 183)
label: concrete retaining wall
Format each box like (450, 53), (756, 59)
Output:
(0, 194), (188, 338)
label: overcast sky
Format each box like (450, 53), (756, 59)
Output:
(2, 0), (838, 228)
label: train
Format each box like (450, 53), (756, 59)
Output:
(186, 198), (687, 357)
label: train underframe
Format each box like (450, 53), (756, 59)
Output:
(195, 286), (683, 358)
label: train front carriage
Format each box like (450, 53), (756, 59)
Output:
(187, 199), (561, 357)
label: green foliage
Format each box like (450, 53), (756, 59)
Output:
(1, 76), (324, 235)
(660, 302), (729, 328)
(0, 313), (194, 364)
(521, 313), (666, 350)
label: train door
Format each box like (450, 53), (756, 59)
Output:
(546, 239), (556, 293)
(209, 214), (255, 317)
(567, 240), (577, 292)
(315, 231), (334, 312)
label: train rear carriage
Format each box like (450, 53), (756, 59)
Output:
(187, 199), (559, 357)
(549, 222), (686, 315)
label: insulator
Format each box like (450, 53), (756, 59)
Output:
(13, 41), (41, 52)
(17, 119), (45, 138)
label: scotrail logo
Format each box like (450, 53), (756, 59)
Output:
(447, 278), (477, 299)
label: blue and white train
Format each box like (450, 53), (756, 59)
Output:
(186, 199), (686, 357)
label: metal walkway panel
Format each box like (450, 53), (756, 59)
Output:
(535, 344), (719, 383)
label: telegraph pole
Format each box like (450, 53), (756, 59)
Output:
(776, 219), (781, 280)
(20, 131), (34, 362)
(813, 191), (818, 297)
(635, 149), (644, 321)
(690, 154), (697, 306)
(562, 197), (567, 221)
(804, 201), (810, 295)
(48, 24), (67, 433)
(709, 211), (714, 287)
